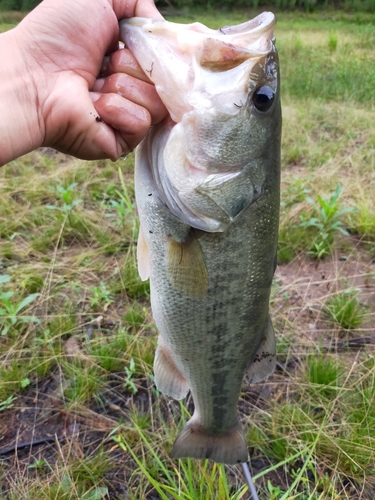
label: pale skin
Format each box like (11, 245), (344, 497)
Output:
(0, 0), (168, 166)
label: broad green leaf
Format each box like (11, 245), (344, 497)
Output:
(81, 487), (109, 500)
(14, 293), (40, 314)
(0, 275), (11, 285)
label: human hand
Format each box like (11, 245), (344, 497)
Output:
(0, 0), (167, 165)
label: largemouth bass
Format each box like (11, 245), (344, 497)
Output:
(120, 12), (281, 465)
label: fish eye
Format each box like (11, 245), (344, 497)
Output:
(252, 86), (275, 112)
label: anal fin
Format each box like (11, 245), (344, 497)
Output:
(246, 315), (276, 384)
(154, 344), (189, 400)
(172, 416), (248, 464)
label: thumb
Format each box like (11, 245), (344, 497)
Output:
(111, 0), (163, 20)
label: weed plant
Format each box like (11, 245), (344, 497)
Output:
(0, 275), (40, 336)
(300, 184), (353, 258)
(324, 288), (367, 330)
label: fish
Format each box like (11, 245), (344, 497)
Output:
(119, 12), (281, 465)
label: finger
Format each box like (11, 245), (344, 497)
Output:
(92, 73), (167, 125)
(134, 0), (163, 18)
(100, 48), (151, 83)
(91, 91), (152, 154)
(111, 0), (163, 20)
(44, 92), (125, 161)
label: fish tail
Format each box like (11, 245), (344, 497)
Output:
(171, 416), (248, 464)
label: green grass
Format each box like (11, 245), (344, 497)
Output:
(324, 288), (367, 330)
(0, 10), (374, 500)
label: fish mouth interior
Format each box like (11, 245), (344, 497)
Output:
(124, 12), (276, 35)
(219, 12), (276, 37)
(120, 14), (279, 233)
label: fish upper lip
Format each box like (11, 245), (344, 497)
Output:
(121, 12), (276, 39)
(219, 12), (276, 36)
(121, 13), (276, 55)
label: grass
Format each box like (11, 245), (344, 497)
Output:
(0, 9), (374, 500)
(324, 288), (367, 330)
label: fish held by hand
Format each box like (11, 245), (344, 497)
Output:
(120, 12), (281, 465)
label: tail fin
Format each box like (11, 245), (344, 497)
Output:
(171, 417), (248, 464)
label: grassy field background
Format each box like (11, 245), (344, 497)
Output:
(0, 9), (374, 500)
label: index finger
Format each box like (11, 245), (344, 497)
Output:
(100, 48), (152, 83)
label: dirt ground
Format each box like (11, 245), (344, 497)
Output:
(0, 245), (374, 498)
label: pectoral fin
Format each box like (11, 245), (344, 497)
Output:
(137, 225), (150, 281)
(166, 231), (208, 299)
(246, 316), (276, 384)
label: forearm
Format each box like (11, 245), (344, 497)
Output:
(0, 29), (43, 166)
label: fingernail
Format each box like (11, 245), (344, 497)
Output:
(93, 78), (105, 92)
(100, 55), (110, 74)
(90, 92), (101, 103)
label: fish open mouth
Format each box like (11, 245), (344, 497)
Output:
(120, 12), (277, 122)
(121, 13), (279, 233)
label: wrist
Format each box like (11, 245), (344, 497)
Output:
(0, 28), (44, 166)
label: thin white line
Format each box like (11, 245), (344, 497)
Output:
(241, 462), (259, 500)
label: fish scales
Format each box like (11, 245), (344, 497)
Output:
(136, 147), (279, 431)
(121, 12), (281, 464)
